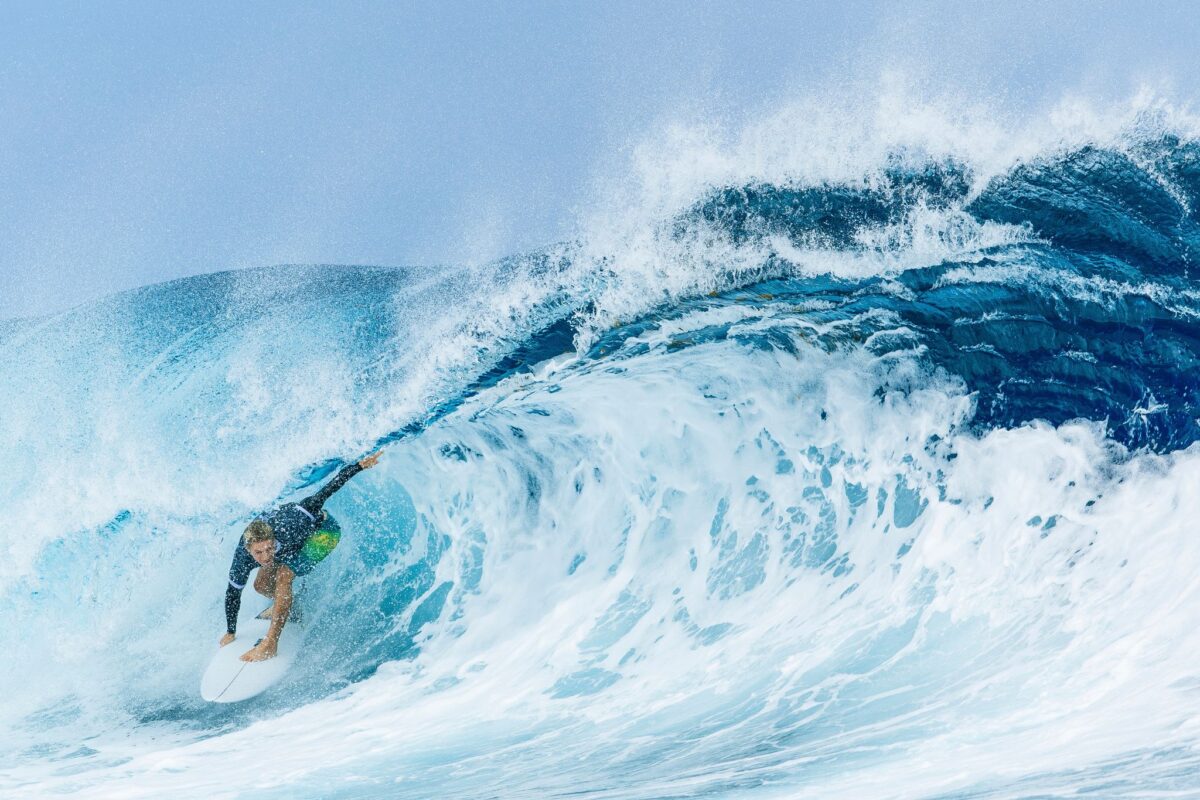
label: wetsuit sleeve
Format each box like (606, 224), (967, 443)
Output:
(225, 584), (242, 635)
(225, 541), (254, 634)
(298, 462), (363, 517)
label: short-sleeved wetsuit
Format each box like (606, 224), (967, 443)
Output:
(224, 462), (363, 634)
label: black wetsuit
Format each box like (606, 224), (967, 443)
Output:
(224, 462), (363, 634)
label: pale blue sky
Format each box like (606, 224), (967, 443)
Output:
(1, 0), (1197, 319)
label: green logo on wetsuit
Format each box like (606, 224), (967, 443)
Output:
(301, 529), (341, 565)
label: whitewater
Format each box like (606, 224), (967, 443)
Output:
(2, 92), (1200, 798)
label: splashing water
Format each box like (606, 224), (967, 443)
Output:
(3, 91), (1200, 799)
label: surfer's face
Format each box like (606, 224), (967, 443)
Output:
(248, 539), (275, 567)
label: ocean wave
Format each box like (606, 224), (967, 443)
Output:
(3, 92), (1200, 798)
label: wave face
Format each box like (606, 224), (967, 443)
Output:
(4, 99), (1200, 798)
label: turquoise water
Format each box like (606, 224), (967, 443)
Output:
(2, 97), (1200, 798)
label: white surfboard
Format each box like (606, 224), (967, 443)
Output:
(201, 577), (305, 703)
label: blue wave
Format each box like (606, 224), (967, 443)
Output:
(670, 141), (1200, 450)
(3, 133), (1200, 797)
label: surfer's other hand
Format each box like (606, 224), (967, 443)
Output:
(359, 450), (383, 470)
(240, 642), (277, 662)
(220, 632), (235, 647)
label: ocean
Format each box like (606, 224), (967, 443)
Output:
(2, 94), (1199, 798)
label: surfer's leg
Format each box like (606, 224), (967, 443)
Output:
(258, 582), (304, 621)
(253, 566), (276, 597)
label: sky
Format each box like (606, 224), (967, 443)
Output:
(1, 0), (1198, 319)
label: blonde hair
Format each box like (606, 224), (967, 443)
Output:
(243, 520), (275, 546)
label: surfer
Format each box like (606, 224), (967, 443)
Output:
(220, 451), (383, 661)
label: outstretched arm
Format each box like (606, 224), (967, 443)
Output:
(298, 451), (383, 517)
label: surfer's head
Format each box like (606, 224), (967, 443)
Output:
(243, 520), (276, 566)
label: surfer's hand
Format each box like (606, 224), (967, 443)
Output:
(220, 633), (236, 647)
(359, 451), (383, 469)
(240, 642), (277, 662)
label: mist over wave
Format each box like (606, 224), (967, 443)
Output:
(3, 90), (1200, 799)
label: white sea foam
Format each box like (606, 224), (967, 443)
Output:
(8, 289), (1197, 798)
(4, 86), (1200, 798)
